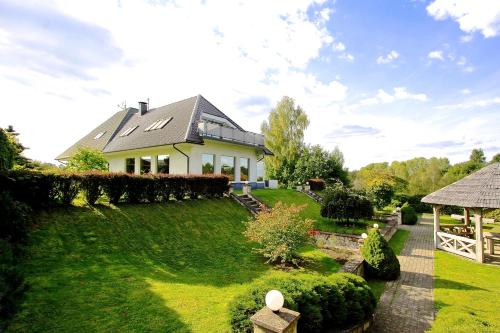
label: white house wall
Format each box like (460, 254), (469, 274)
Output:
(104, 140), (261, 182)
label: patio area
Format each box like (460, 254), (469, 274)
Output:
(421, 163), (500, 264)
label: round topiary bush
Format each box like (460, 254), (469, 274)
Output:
(401, 202), (418, 225)
(228, 273), (375, 333)
(361, 229), (400, 280)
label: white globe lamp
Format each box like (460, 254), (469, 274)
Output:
(361, 233), (368, 239)
(373, 223), (379, 229)
(265, 290), (284, 312)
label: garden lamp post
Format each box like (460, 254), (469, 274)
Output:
(250, 290), (300, 333)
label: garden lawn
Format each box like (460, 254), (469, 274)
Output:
(251, 189), (383, 235)
(7, 199), (340, 333)
(366, 229), (411, 300)
(431, 251), (500, 332)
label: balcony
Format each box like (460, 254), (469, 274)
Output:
(198, 121), (265, 147)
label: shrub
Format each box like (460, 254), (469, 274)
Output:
(155, 174), (171, 202)
(0, 190), (32, 243)
(307, 178), (325, 191)
(0, 129), (16, 171)
(102, 173), (128, 204)
(54, 173), (81, 205)
(361, 228), (400, 280)
(320, 183), (373, 223)
(2, 170), (57, 209)
(368, 182), (394, 210)
(244, 202), (313, 265)
(0, 240), (27, 329)
(229, 273), (375, 333)
(401, 202), (418, 225)
(124, 175), (147, 203)
(66, 147), (108, 172)
(80, 172), (103, 205)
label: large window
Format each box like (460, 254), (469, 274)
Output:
(221, 156), (235, 180)
(140, 156), (151, 174)
(257, 160), (264, 181)
(126, 158), (135, 174)
(202, 154), (215, 174)
(157, 155), (169, 174)
(240, 157), (249, 181)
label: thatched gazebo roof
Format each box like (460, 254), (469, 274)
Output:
(422, 163), (500, 209)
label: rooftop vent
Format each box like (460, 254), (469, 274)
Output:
(138, 101), (148, 116)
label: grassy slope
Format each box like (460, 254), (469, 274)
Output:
(431, 251), (500, 333)
(366, 229), (411, 300)
(7, 199), (339, 333)
(251, 189), (383, 235)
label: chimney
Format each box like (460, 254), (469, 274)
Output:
(138, 101), (148, 116)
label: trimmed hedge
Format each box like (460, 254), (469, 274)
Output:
(401, 202), (418, 225)
(361, 229), (400, 280)
(229, 273), (376, 333)
(0, 170), (230, 207)
(307, 178), (325, 191)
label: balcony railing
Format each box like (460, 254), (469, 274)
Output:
(198, 121), (265, 147)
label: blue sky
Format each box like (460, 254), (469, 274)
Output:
(0, 0), (499, 169)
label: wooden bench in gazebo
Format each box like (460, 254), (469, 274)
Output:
(421, 163), (500, 263)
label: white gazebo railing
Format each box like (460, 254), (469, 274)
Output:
(436, 231), (476, 260)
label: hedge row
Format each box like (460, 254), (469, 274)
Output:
(229, 273), (376, 333)
(307, 178), (325, 191)
(0, 170), (230, 207)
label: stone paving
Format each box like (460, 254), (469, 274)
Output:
(372, 219), (435, 333)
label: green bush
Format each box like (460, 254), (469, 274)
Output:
(102, 173), (128, 204)
(244, 203), (313, 265)
(0, 190), (32, 244)
(54, 173), (81, 205)
(361, 229), (400, 280)
(229, 273), (375, 333)
(320, 183), (373, 223)
(80, 172), (103, 205)
(307, 178), (325, 191)
(0, 129), (16, 171)
(401, 202), (418, 225)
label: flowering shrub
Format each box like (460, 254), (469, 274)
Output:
(244, 202), (313, 265)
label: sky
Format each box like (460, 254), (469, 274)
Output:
(0, 0), (499, 170)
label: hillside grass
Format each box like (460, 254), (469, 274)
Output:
(431, 251), (500, 332)
(366, 229), (411, 300)
(251, 189), (383, 235)
(7, 199), (340, 333)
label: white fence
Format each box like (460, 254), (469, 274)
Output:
(436, 231), (476, 260)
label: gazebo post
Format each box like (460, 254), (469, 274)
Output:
(474, 208), (484, 263)
(433, 205), (441, 249)
(464, 208), (470, 226)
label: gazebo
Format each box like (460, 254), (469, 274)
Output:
(422, 163), (500, 263)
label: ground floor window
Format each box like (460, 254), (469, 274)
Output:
(157, 155), (169, 174)
(141, 156), (151, 174)
(221, 156), (235, 180)
(257, 160), (264, 181)
(240, 157), (249, 181)
(126, 158), (135, 174)
(202, 154), (215, 174)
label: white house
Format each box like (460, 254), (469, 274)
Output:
(57, 95), (272, 186)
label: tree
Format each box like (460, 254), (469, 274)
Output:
(261, 96), (309, 186)
(0, 129), (17, 171)
(470, 148), (486, 164)
(244, 202), (313, 265)
(293, 145), (349, 185)
(320, 182), (373, 223)
(361, 228), (400, 280)
(491, 153), (500, 163)
(66, 148), (108, 172)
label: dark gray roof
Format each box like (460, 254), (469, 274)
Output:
(421, 163), (500, 209)
(56, 107), (134, 159)
(56, 95), (264, 159)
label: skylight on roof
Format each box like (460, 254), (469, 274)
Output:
(120, 126), (138, 137)
(94, 131), (106, 139)
(144, 117), (173, 132)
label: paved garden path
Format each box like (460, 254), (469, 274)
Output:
(372, 219), (435, 333)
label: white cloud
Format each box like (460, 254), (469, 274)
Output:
(427, 0), (500, 38)
(435, 97), (500, 110)
(460, 88), (471, 95)
(376, 50), (399, 64)
(338, 53), (354, 62)
(460, 34), (473, 43)
(333, 41), (346, 52)
(428, 50), (444, 60)
(354, 87), (428, 108)
(0, 0), (346, 164)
